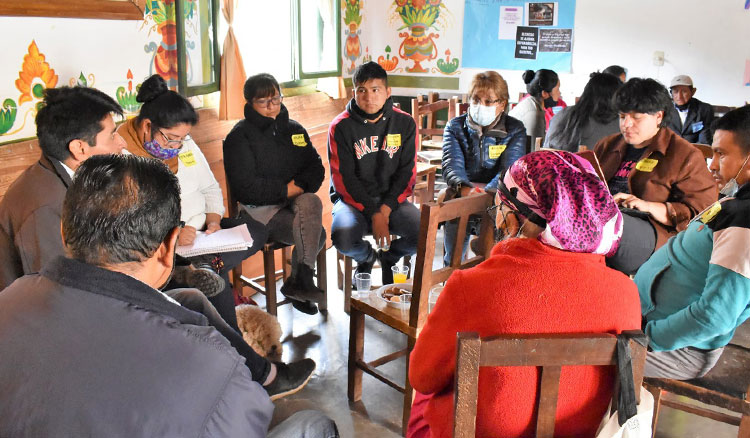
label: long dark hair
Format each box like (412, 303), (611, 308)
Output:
(549, 72), (621, 149)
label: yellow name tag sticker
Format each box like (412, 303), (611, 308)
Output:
(178, 150), (197, 167)
(489, 144), (507, 160)
(635, 158), (658, 172)
(699, 201), (722, 224)
(291, 134), (307, 147)
(386, 134), (401, 148)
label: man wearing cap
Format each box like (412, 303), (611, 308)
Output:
(666, 75), (715, 144)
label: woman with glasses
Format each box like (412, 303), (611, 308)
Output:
(407, 150), (641, 438)
(441, 71), (526, 265)
(119, 74), (268, 331)
(223, 73), (326, 315)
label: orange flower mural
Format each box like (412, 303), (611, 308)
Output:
(15, 41), (58, 105)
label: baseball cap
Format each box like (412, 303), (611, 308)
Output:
(670, 75), (694, 88)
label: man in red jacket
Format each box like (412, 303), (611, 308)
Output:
(328, 62), (419, 285)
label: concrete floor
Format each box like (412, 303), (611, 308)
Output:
(253, 249), (741, 438)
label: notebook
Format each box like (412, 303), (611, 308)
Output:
(176, 224), (254, 257)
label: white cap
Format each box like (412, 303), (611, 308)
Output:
(670, 75), (694, 88)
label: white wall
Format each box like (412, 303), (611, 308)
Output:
(441, 0), (750, 107)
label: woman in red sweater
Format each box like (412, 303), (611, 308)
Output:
(407, 150), (642, 438)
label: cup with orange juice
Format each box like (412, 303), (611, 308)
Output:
(391, 265), (409, 284)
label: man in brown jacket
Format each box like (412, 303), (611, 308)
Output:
(594, 77), (718, 275)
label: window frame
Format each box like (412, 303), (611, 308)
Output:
(175, 0), (221, 97)
(294, 0), (341, 80)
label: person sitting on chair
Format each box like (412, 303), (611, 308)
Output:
(328, 61), (419, 285)
(407, 150), (641, 438)
(666, 74), (715, 145)
(223, 73), (327, 315)
(441, 70), (526, 265)
(636, 105), (750, 380)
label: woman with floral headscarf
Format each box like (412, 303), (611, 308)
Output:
(407, 150), (641, 438)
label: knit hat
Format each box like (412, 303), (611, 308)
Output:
(498, 150), (623, 256)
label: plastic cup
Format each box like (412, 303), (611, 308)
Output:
(354, 273), (371, 299)
(400, 293), (412, 318)
(429, 285), (444, 313)
(391, 265), (410, 284)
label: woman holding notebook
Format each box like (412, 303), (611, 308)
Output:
(119, 74), (267, 330)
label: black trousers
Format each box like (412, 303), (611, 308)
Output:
(606, 212), (657, 276)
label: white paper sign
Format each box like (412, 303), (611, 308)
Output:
(498, 6), (523, 40)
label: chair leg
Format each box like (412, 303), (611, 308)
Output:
(281, 246), (292, 281)
(344, 255), (353, 313)
(337, 251), (344, 290)
(739, 415), (750, 438)
(402, 336), (416, 436)
(644, 383), (662, 438)
(231, 265), (244, 297)
(263, 249), (278, 316)
(317, 247), (328, 311)
(348, 309), (364, 402)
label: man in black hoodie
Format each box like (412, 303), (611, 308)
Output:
(328, 62), (419, 285)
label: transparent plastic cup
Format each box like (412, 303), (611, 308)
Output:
(400, 293), (412, 318)
(429, 284), (444, 313)
(354, 272), (371, 299)
(391, 265), (410, 284)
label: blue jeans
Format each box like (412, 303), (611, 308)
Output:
(331, 200), (420, 264)
(267, 410), (339, 438)
(442, 216), (481, 266)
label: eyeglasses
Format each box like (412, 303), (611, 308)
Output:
(489, 202), (524, 239)
(253, 95), (283, 108)
(471, 97), (502, 106)
(158, 129), (191, 148)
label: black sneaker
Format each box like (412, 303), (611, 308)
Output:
(378, 249), (396, 285)
(290, 300), (319, 315)
(351, 249), (377, 288)
(171, 265), (225, 298)
(264, 358), (316, 401)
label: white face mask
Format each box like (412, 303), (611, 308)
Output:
(719, 154), (750, 197)
(469, 103), (498, 127)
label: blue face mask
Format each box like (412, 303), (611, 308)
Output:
(469, 103), (498, 127)
(143, 136), (181, 160)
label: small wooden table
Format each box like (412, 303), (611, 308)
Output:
(415, 162), (438, 204)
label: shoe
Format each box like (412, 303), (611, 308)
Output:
(351, 249), (377, 288)
(279, 276), (319, 315)
(171, 265), (225, 298)
(291, 300), (319, 315)
(280, 265), (324, 304)
(264, 358), (316, 401)
(378, 249), (396, 285)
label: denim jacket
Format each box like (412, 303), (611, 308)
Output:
(441, 113), (526, 190)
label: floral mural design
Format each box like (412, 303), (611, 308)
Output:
(0, 99), (17, 135)
(377, 45), (400, 72)
(69, 72), (96, 87)
(143, 0), (179, 88)
(116, 69), (142, 114)
(392, 0), (446, 73)
(343, 0), (363, 74)
(434, 49), (459, 75)
(16, 40), (58, 105)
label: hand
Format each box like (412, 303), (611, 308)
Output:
(459, 186), (473, 198)
(286, 180), (304, 199)
(371, 212), (391, 249)
(613, 193), (648, 211)
(204, 222), (221, 234)
(178, 225), (197, 246)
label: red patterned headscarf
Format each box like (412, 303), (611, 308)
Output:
(498, 150), (622, 256)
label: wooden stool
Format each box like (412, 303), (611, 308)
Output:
(233, 242), (328, 316)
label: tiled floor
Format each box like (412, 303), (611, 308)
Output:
(255, 249), (740, 437)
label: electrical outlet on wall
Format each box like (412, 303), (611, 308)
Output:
(653, 51), (665, 67)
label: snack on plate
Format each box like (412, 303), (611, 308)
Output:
(382, 286), (409, 302)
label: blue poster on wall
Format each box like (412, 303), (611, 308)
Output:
(462, 0), (576, 72)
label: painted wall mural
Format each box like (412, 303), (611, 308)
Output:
(341, 0), (464, 89)
(143, 0), (179, 89)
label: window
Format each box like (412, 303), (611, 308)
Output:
(296, 0), (340, 79)
(176, 0), (220, 96)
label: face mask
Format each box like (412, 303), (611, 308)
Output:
(143, 135), (181, 160)
(719, 154), (750, 197)
(543, 96), (558, 108)
(469, 103), (497, 127)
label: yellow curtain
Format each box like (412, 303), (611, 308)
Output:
(219, 0), (247, 120)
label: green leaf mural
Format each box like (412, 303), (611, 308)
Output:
(0, 99), (18, 135)
(77, 72), (88, 87)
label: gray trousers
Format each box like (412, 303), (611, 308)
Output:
(268, 410), (339, 438)
(266, 193), (326, 275)
(644, 346), (724, 380)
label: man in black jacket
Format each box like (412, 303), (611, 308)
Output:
(328, 62), (419, 285)
(667, 75), (715, 144)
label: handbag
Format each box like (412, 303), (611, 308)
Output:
(595, 334), (654, 438)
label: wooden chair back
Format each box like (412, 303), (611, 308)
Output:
(411, 92), (458, 150)
(692, 143), (713, 160)
(409, 193), (495, 328)
(453, 331), (647, 438)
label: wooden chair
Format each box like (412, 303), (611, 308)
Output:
(348, 193), (495, 434)
(225, 184), (327, 316)
(643, 322), (750, 437)
(453, 331), (648, 438)
(411, 92), (458, 151)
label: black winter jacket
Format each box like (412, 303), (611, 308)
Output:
(327, 98), (417, 217)
(442, 113), (526, 190)
(666, 97), (715, 145)
(223, 104), (325, 206)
